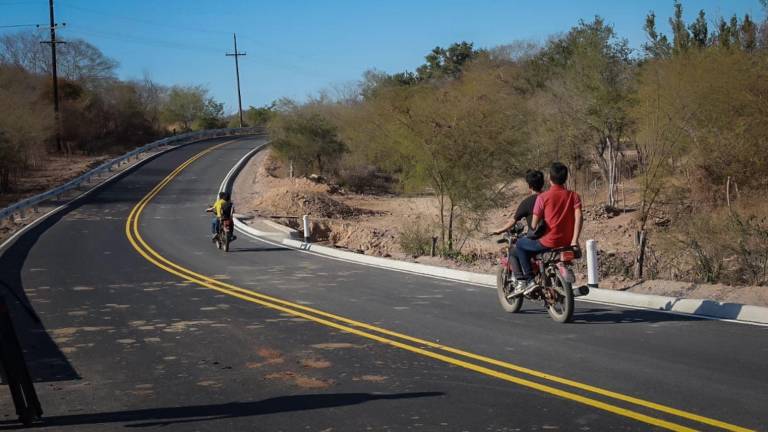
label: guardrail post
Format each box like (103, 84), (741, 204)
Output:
(302, 214), (310, 244)
(586, 239), (599, 289)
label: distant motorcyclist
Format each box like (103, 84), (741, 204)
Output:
(206, 192), (235, 242)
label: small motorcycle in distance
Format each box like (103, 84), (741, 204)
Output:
(495, 223), (588, 323)
(215, 218), (233, 252)
(206, 209), (234, 252)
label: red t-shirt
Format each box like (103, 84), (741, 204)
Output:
(533, 184), (581, 248)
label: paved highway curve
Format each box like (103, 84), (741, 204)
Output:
(1, 136), (766, 431)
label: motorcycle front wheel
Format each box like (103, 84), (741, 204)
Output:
(545, 273), (574, 323)
(496, 266), (523, 313)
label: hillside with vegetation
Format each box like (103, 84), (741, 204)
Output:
(254, 1), (768, 291)
(0, 31), (276, 205)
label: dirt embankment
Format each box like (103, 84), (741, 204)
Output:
(233, 149), (768, 307)
(0, 154), (110, 244)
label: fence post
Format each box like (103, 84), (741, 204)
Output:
(302, 215), (310, 244)
(586, 239), (599, 289)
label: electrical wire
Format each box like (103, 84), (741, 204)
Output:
(0, 24), (39, 29)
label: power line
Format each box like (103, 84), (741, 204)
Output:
(65, 25), (221, 54)
(0, 24), (39, 29)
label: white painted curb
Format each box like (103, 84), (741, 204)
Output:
(227, 148), (768, 326)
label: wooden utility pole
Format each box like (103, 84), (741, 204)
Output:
(40, 0), (65, 152)
(225, 33), (246, 128)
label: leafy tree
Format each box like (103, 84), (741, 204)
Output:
(361, 60), (530, 251)
(531, 17), (634, 208)
(361, 42), (485, 99)
(416, 41), (484, 81)
(161, 86), (207, 131)
(689, 10), (708, 49)
(670, 1), (691, 54)
(197, 99), (225, 130)
(0, 32), (116, 86)
(244, 102), (276, 126)
(0, 66), (53, 191)
(644, 12), (672, 58)
(741, 14), (758, 52)
(269, 103), (347, 175)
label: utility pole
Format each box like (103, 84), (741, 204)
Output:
(40, 0), (65, 152)
(225, 33), (246, 128)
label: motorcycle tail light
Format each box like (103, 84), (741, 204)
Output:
(560, 251), (575, 262)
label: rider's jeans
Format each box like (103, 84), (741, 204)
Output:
(515, 237), (549, 280)
(211, 217), (220, 234)
(508, 246), (524, 279)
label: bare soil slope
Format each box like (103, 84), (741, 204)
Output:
(233, 150), (768, 307)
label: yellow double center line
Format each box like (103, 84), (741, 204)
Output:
(125, 141), (753, 432)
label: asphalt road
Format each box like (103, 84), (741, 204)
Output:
(0, 136), (766, 431)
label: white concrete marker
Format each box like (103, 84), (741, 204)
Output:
(302, 214), (310, 244)
(586, 239), (599, 288)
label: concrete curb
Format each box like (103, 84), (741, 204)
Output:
(228, 150), (768, 326)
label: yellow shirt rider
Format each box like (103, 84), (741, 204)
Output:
(206, 192), (234, 241)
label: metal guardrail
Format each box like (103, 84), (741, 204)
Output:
(0, 127), (265, 222)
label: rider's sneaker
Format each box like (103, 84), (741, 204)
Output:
(211, 235), (217, 242)
(522, 280), (540, 296)
(507, 280), (528, 299)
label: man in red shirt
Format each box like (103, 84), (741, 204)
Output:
(514, 162), (583, 295)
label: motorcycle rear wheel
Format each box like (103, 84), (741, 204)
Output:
(545, 274), (574, 323)
(223, 232), (230, 252)
(496, 266), (523, 313)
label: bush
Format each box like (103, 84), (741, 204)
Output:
(398, 221), (434, 257)
(658, 202), (768, 285)
(337, 165), (394, 194)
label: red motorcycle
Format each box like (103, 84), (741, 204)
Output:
(495, 223), (587, 323)
(206, 208), (234, 252)
(215, 218), (233, 252)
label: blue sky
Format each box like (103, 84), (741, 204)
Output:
(1, 0), (764, 113)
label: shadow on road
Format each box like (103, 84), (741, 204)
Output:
(572, 307), (705, 324)
(0, 205), (80, 383)
(0, 392), (444, 429)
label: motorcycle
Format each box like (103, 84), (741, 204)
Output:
(495, 223), (589, 323)
(206, 209), (234, 252)
(215, 218), (233, 252)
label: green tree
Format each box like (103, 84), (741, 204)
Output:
(644, 11), (672, 58)
(689, 10), (708, 49)
(741, 14), (758, 52)
(670, 0), (691, 54)
(160, 86), (224, 131)
(531, 17), (634, 208)
(197, 98), (225, 129)
(244, 102), (276, 126)
(269, 103), (347, 175)
(416, 41), (484, 81)
(365, 60), (530, 251)
(0, 66), (53, 191)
